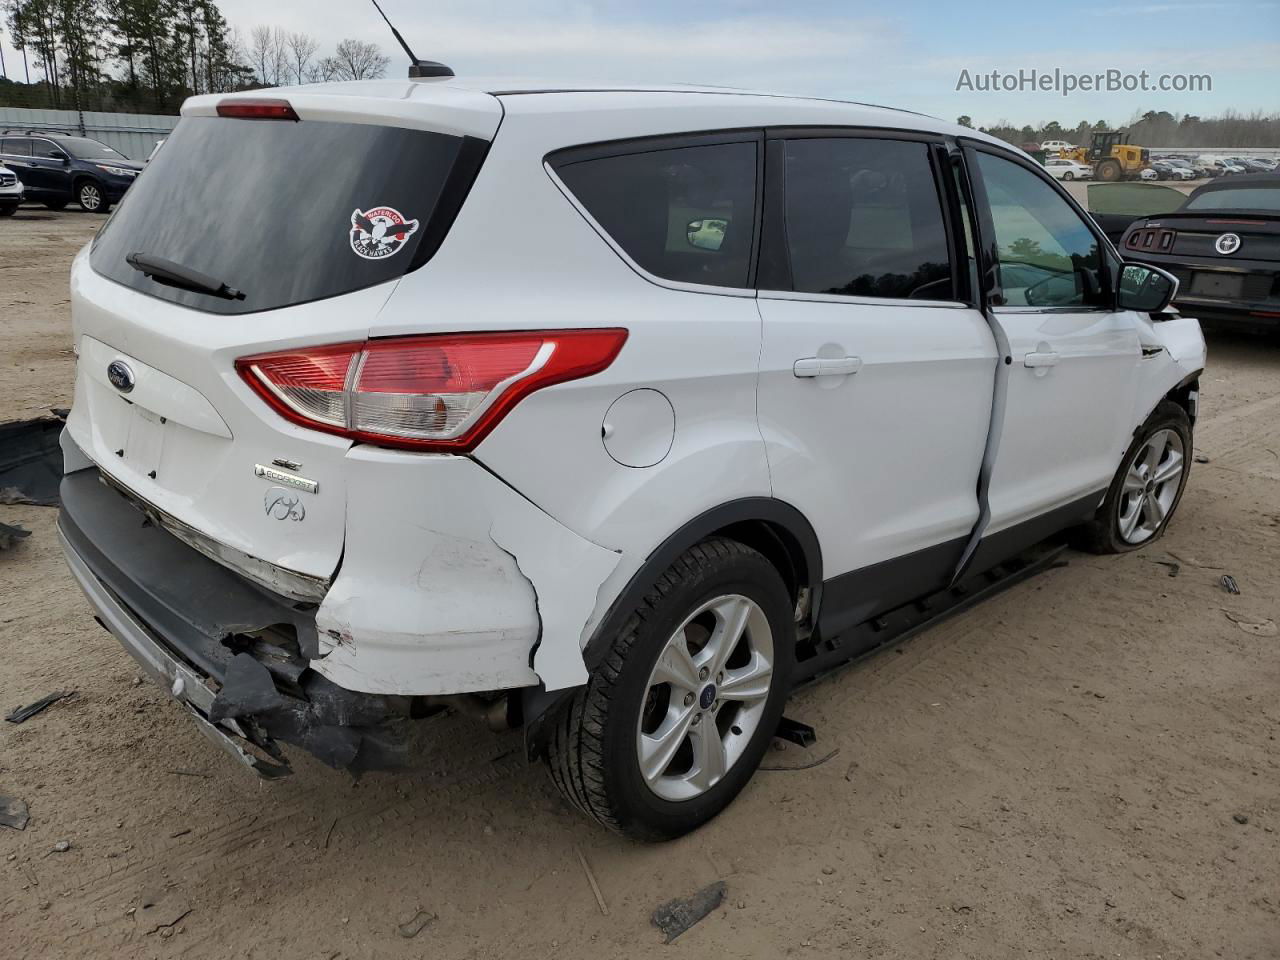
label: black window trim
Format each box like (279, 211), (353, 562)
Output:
(960, 138), (1121, 314)
(758, 126), (969, 309)
(545, 128), (766, 297)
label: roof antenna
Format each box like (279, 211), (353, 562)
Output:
(368, 0), (454, 78)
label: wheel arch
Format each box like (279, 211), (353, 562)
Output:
(524, 497), (820, 764)
(580, 498), (822, 674)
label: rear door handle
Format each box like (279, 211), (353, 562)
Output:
(1023, 350), (1060, 369)
(793, 356), (862, 378)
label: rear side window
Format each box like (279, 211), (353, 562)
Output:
(782, 138), (954, 301)
(555, 140), (758, 289)
(1, 138), (31, 156)
(90, 116), (485, 315)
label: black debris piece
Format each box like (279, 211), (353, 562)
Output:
(0, 795), (30, 830)
(0, 521), (31, 550)
(652, 881), (727, 943)
(774, 715), (817, 748)
(5, 690), (75, 724)
(208, 654), (286, 722)
(1221, 574), (1240, 595)
(0, 417), (65, 506)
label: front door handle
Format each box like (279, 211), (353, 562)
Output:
(793, 356), (862, 378)
(1023, 350), (1060, 369)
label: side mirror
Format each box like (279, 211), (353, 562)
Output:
(686, 218), (728, 252)
(47, 150), (69, 163)
(1117, 262), (1178, 313)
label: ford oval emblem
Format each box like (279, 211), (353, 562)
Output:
(107, 360), (135, 393)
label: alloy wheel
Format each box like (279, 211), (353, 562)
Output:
(1117, 428), (1185, 544)
(79, 183), (101, 211)
(636, 594), (775, 802)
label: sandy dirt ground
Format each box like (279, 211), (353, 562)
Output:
(1, 209), (1277, 960)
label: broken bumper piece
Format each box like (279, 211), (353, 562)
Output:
(58, 466), (408, 777)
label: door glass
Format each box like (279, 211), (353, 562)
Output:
(1, 138), (31, 157)
(975, 151), (1107, 309)
(555, 140), (757, 289)
(781, 137), (954, 301)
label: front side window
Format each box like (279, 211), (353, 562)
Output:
(781, 137), (954, 301)
(975, 151), (1106, 309)
(52, 136), (124, 160)
(555, 140), (757, 289)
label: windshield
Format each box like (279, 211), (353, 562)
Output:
(91, 115), (484, 315)
(57, 137), (127, 160)
(1183, 187), (1280, 212)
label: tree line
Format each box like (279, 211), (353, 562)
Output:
(0, 0), (391, 114)
(961, 110), (1280, 149)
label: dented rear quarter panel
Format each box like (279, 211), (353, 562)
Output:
(313, 446), (620, 695)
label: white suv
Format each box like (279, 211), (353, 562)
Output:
(59, 77), (1205, 840)
(0, 162), (23, 215)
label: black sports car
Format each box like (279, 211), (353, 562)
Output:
(1119, 173), (1280, 329)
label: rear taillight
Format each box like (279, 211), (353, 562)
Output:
(216, 98), (299, 120)
(236, 329), (628, 452)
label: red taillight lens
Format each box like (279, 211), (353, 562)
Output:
(237, 329), (628, 452)
(216, 98), (299, 120)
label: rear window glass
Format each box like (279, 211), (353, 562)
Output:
(91, 116), (480, 315)
(782, 138), (954, 301)
(1183, 187), (1280, 212)
(555, 140), (757, 289)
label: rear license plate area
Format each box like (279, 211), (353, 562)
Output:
(124, 406), (165, 476)
(1189, 272), (1244, 299)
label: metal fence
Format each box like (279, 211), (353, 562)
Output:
(0, 107), (178, 161)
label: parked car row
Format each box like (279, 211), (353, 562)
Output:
(1148, 153), (1278, 180)
(0, 130), (144, 213)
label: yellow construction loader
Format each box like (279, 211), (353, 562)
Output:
(1062, 130), (1150, 182)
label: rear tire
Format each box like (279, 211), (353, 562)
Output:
(1062, 171), (1074, 181)
(1074, 400), (1192, 554)
(545, 538), (794, 841)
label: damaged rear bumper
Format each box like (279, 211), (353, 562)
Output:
(58, 467), (408, 776)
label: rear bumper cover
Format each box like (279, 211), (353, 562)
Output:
(58, 466), (409, 776)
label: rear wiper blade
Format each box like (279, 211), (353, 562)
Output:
(126, 252), (245, 301)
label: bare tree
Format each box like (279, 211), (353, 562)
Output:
(308, 56), (342, 83)
(332, 38), (389, 81)
(285, 30), (318, 85)
(248, 24), (288, 86)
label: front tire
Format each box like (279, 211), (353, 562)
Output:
(1074, 400), (1192, 554)
(76, 180), (110, 214)
(0, 204), (15, 217)
(546, 538), (794, 841)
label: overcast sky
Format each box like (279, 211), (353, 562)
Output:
(2, 0), (1277, 126)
